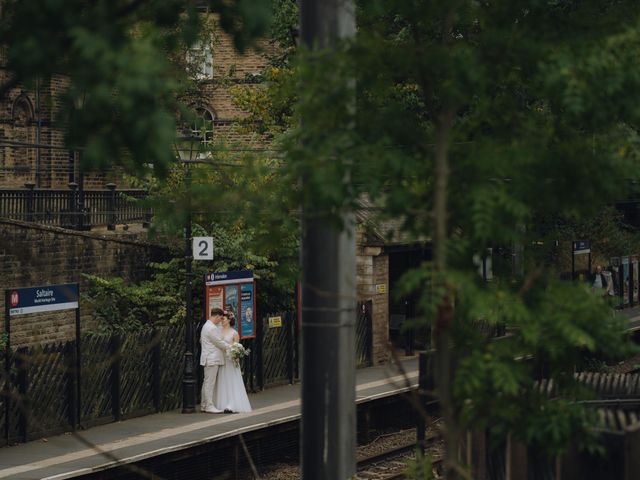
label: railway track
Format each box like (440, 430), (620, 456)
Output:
(354, 433), (443, 480)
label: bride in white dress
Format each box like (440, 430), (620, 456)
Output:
(214, 313), (252, 413)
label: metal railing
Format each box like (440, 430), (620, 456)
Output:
(0, 183), (152, 230)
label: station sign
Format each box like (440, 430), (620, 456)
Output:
(572, 240), (591, 255)
(205, 270), (256, 339)
(7, 283), (79, 316)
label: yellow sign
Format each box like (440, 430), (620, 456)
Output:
(375, 284), (387, 294)
(269, 316), (282, 328)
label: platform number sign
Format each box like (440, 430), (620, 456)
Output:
(193, 237), (214, 260)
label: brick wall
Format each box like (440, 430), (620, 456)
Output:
(0, 218), (169, 347)
(356, 229), (390, 365)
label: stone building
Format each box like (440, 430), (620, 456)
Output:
(356, 205), (430, 364)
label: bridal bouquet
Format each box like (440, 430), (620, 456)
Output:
(229, 342), (250, 368)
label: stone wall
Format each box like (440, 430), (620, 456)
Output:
(356, 230), (390, 365)
(0, 218), (169, 347)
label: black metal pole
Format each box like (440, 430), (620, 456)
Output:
(417, 352), (428, 454)
(75, 288), (81, 428)
(77, 152), (85, 230)
(16, 347), (27, 443)
(630, 260), (635, 307)
(4, 290), (10, 444)
(182, 164), (196, 413)
(300, 1), (356, 478)
(256, 314), (264, 391)
(620, 264), (625, 305)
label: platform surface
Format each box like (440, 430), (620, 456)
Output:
(0, 357), (419, 480)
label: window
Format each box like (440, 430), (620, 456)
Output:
(186, 40), (213, 79)
(191, 107), (215, 144)
(11, 96), (34, 176)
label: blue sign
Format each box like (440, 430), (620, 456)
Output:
(573, 240), (591, 254)
(205, 270), (253, 286)
(240, 283), (255, 338)
(8, 283), (79, 316)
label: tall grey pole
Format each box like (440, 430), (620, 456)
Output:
(299, 1), (356, 479)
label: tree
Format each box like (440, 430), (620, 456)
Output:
(271, 0), (640, 476)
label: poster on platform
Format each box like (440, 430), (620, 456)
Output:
(240, 282), (255, 339)
(205, 285), (224, 319)
(225, 285), (239, 323)
(205, 270), (255, 339)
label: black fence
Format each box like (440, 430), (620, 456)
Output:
(246, 301), (373, 389)
(1, 304), (373, 447)
(1, 325), (184, 446)
(0, 183), (151, 230)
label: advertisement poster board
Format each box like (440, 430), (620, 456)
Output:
(240, 283), (255, 338)
(206, 285), (224, 318)
(224, 285), (239, 322)
(205, 270), (256, 339)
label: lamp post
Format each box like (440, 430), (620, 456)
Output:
(174, 133), (203, 414)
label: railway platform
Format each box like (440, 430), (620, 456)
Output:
(0, 357), (419, 480)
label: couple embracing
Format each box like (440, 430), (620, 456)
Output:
(200, 307), (252, 414)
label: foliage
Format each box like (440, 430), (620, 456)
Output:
(266, 0), (640, 464)
(82, 271), (183, 334)
(83, 220), (296, 333)
(404, 449), (436, 480)
(533, 207), (640, 274)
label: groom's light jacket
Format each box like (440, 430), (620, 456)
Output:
(200, 321), (230, 366)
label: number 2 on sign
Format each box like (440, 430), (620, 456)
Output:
(192, 236), (214, 260)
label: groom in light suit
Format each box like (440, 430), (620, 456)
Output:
(200, 307), (231, 413)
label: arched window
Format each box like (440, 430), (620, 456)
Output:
(12, 96), (33, 126)
(11, 95), (35, 176)
(191, 107), (215, 144)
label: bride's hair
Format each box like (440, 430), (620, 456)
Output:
(225, 312), (236, 327)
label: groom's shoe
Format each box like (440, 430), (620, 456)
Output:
(223, 409), (234, 414)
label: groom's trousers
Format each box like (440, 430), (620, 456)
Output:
(201, 365), (221, 412)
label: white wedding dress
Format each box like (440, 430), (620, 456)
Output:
(214, 328), (252, 413)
